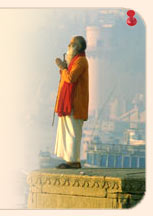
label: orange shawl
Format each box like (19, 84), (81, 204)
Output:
(56, 52), (85, 117)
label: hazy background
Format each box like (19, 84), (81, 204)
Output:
(0, 8), (145, 208)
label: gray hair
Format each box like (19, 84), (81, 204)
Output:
(74, 36), (87, 53)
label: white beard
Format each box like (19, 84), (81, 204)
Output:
(65, 46), (78, 66)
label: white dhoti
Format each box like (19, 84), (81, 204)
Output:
(54, 110), (84, 162)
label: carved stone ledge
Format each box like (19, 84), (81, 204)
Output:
(27, 173), (123, 197)
(27, 169), (145, 209)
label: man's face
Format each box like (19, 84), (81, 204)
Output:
(68, 37), (80, 53)
(65, 38), (79, 64)
(67, 39), (78, 57)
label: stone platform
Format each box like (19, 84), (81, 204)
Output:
(27, 168), (145, 209)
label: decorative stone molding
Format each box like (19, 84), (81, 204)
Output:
(27, 169), (145, 209)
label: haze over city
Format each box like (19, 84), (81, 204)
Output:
(0, 8), (145, 208)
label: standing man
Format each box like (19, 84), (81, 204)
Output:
(54, 36), (89, 169)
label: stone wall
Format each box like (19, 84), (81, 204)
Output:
(27, 168), (145, 209)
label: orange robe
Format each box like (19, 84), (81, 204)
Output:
(55, 55), (89, 121)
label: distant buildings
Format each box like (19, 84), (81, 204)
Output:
(81, 9), (145, 168)
(85, 143), (145, 169)
(82, 96), (145, 168)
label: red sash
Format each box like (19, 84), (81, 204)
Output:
(56, 52), (85, 117)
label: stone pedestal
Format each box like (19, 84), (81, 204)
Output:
(27, 168), (145, 209)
